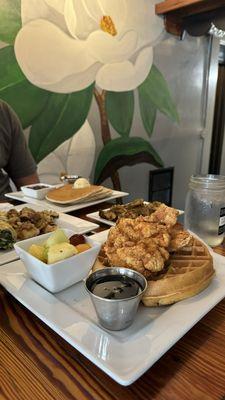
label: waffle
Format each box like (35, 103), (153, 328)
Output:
(93, 238), (215, 306)
(143, 238), (214, 306)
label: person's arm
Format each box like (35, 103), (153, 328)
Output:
(3, 103), (40, 187)
(13, 172), (39, 190)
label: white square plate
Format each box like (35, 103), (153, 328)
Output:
(5, 190), (129, 213)
(0, 230), (225, 386)
(0, 203), (99, 265)
(87, 205), (184, 227)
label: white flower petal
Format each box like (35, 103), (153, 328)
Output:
(64, 0), (101, 40)
(18, 0), (162, 94)
(87, 30), (138, 64)
(81, 0), (127, 34)
(44, 0), (65, 14)
(82, 0), (102, 22)
(64, 0), (77, 38)
(21, 0), (49, 24)
(122, 0), (164, 48)
(68, 0), (99, 39)
(21, 0), (68, 33)
(96, 46), (153, 91)
(15, 19), (97, 86)
(39, 63), (101, 93)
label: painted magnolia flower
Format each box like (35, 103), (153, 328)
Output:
(15, 0), (164, 93)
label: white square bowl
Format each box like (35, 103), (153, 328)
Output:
(14, 229), (101, 293)
(21, 183), (53, 200)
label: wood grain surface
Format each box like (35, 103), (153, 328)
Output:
(156, 0), (225, 15)
(1, 288), (225, 400)
(1, 203), (225, 399)
(155, 0), (225, 36)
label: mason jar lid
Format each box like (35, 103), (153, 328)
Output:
(189, 174), (225, 190)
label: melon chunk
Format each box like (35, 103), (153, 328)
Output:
(45, 229), (69, 248)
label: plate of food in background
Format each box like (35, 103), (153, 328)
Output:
(0, 204), (99, 265)
(86, 199), (184, 227)
(6, 178), (129, 213)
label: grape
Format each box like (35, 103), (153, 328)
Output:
(69, 234), (85, 246)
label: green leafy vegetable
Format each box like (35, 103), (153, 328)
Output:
(0, 223), (16, 250)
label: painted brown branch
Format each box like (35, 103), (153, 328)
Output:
(94, 89), (111, 145)
(94, 88), (122, 192)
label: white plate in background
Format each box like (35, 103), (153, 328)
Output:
(5, 190), (129, 213)
(0, 231), (224, 386)
(0, 203), (99, 265)
(87, 205), (184, 227)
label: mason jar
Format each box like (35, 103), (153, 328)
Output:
(184, 175), (225, 246)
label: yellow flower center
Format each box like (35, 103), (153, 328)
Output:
(100, 16), (117, 36)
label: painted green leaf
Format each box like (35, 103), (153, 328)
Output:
(138, 88), (157, 137)
(0, 0), (21, 44)
(106, 91), (134, 137)
(0, 46), (49, 128)
(29, 84), (94, 163)
(139, 64), (179, 123)
(94, 137), (164, 184)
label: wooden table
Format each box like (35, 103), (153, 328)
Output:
(1, 203), (225, 400)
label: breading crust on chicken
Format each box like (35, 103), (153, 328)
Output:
(103, 204), (193, 278)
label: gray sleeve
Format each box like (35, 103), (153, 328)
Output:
(4, 105), (37, 179)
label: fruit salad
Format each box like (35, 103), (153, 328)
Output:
(28, 229), (91, 264)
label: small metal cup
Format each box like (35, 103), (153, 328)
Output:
(60, 174), (81, 184)
(85, 267), (147, 331)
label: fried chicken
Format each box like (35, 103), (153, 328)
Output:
(16, 222), (40, 240)
(103, 204), (192, 279)
(7, 209), (20, 225)
(19, 207), (37, 221)
(145, 203), (179, 227)
(3, 207), (59, 241)
(41, 224), (58, 234)
(104, 205), (176, 275)
(169, 224), (193, 252)
(99, 199), (162, 222)
(0, 211), (8, 222)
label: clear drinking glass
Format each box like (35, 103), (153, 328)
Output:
(184, 175), (225, 246)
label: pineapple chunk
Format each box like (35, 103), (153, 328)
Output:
(29, 244), (47, 263)
(47, 242), (78, 264)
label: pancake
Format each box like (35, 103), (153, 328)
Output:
(46, 184), (112, 204)
(81, 188), (113, 202)
(92, 238), (215, 306)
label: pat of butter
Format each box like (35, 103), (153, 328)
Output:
(73, 178), (90, 189)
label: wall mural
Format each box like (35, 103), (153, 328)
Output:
(0, 0), (178, 190)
